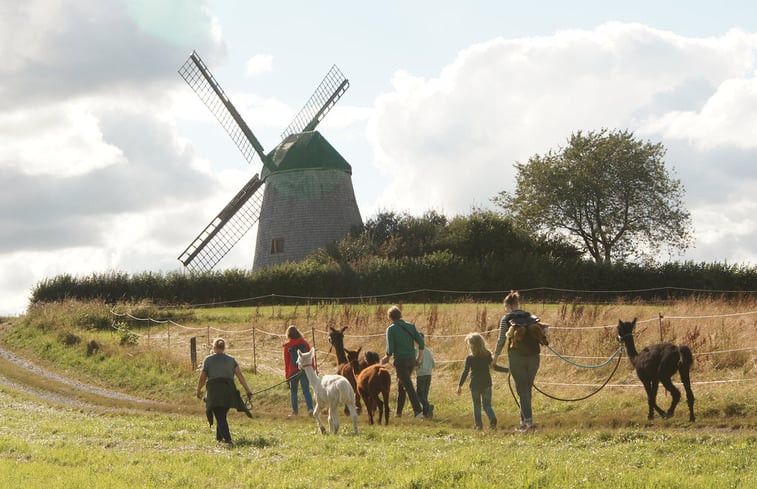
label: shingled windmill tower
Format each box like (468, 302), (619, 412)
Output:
(177, 51), (362, 272)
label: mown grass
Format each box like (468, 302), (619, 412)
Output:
(1, 299), (756, 487)
(0, 387), (755, 489)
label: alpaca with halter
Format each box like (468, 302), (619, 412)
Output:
(328, 326), (365, 414)
(297, 348), (359, 435)
(616, 318), (695, 422)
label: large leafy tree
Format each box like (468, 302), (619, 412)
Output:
(494, 129), (693, 264)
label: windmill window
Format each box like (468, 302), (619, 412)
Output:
(271, 238), (285, 254)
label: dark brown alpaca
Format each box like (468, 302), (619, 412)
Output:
(616, 318), (695, 422)
(357, 363), (391, 425)
(328, 326), (363, 414)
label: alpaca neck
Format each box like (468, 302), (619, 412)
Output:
(301, 364), (320, 386)
(621, 336), (640, 366)
(334, 342), (348, 364)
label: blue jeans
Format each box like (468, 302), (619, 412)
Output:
(289, 371), (313, 414)
(508, 349), (540, 425)
(470, 386), (496, 429)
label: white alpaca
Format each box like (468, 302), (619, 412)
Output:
(297, 348), (359, 435)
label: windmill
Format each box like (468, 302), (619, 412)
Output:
(177, 51), (362, 273)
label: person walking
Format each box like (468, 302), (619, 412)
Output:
(283, 325), (314, 417)
(381, 306), (425, 418)
(492, 290), (541, 431)
(196, 337), (253, 446)
(457, 332), (508, 430)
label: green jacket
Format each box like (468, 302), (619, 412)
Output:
(386, 319), (424, 360)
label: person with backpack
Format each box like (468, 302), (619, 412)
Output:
(492, 290), (543, 432)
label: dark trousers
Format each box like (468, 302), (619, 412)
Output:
(394, 358), (422, 416)
(212, 406), (231, 442)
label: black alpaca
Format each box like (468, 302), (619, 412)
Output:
(616, 318), (695, 422)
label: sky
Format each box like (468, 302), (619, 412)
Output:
(2, 0), (757, 315)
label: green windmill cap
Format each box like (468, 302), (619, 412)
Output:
(263, 131), (352, 178)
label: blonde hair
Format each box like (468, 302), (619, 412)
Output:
(212, 337), (226, 350)
(465, 332), (490, 357)
(504, 290), (521, 309)
(388, 306), (402, 321)
(286, 325), (302, 339)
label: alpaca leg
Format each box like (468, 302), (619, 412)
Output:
(660, 377), (681, 418)
(313, 401), (327, 434)
(648, 381), (668, 419)
(382, 392), (390, 425)
(346, 403), (359, 435)
(375, 397), (383, 425)
(640, 380), (658, 420)
(679, 367), (696, 422)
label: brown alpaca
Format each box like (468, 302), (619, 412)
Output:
(337, 347), (362, 414)
(616, 318), (695, 422)
(506, 322), (550, 349)
(357, 363), (391, 425)
(328, 326), (364, 414)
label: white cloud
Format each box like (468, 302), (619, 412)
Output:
(367, 22), (757, 234)
(245, 54), (273, 77)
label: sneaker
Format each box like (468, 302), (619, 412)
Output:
(427, 404), (434, 419)
(288, 412), (299, 418)
(395, 412), (403, 418)
(414, 412), (424, 419)
(490, 419), (497, 430)
(307, 409), (313, 417)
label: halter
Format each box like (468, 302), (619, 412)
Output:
(299, 362), (315, 370)
(617, 332), (634, 342)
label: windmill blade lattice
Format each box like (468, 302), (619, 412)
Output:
(179, 51), (268, 166)
(178, 174), (264, 273)
(280, 64), (349, 139)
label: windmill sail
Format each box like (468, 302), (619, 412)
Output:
(177, 51), (354, 272)
(178, 51), (269, 166)
(280, 65), (349, 139)
(178, 174), (264, 273)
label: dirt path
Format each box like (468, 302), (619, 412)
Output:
(0, 341), (168, 410)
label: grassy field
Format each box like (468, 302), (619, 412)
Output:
(1, 298), (756, 488)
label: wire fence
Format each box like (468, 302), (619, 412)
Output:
(110, 299), (757, 388)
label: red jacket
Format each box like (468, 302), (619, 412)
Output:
(283, 337), (313, 379)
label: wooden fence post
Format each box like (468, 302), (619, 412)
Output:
(167, 323), (170, 350)
(190, 337), (197, 370)
(658, 313), (664, 343)
(252, 326), (257, 374)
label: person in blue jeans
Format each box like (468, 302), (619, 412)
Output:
(283, 325), (314, 417)
(457, 332), (508, 430)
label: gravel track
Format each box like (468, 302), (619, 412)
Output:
(0, 342), (167, 410)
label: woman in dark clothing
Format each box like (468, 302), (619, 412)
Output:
(457, 332), (508, 430)
(196, 337), (253, 446)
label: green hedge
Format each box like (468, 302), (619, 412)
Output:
(29, 255), (757, 307)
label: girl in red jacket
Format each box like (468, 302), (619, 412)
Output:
(283, 325), (314, 416)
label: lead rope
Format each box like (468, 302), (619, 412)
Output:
(507, 346), (624, 407)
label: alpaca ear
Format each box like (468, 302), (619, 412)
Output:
(341, 326), (349, 333)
